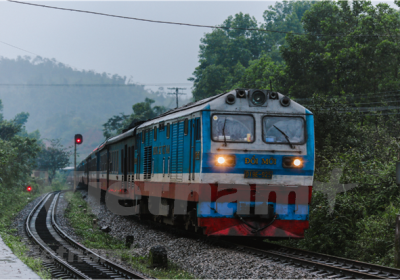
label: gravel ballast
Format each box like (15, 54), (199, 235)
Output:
(55, 189), (318, 279)
(11, 194), (47, 238)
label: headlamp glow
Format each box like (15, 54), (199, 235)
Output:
(215, 155), (236, 167)
(282, 157), (304, 168)
(293, 159), (302, 166)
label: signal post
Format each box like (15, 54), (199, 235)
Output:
(74, 134), (83, 191)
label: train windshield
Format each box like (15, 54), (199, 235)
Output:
(263, 116), (305, 144)
(212, 114), (254, 142)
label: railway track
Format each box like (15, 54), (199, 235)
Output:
(231, 239), (400, 279)
(25, 191), (145, 279)
(77, 188), (400, 279)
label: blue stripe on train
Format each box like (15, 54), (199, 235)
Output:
(197, 201), (309, 220)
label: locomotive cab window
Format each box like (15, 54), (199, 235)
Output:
(211, 114), (255, 143)
(262, 116), (305, 144)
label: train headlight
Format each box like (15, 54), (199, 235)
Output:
(293, 159), (302, 166)
(282, 157), (303, 168)
(215, 155), (236, 167)
(251, 90), (266, 106)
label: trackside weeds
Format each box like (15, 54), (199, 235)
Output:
(60, 190), (319, 279)
(62, 191), (194, 279)
(6, 192), (51, 278)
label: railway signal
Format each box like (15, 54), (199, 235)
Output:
(74, 134), (83, 191)
(75, 134), (83, 145)
(26, 186), (32, 192)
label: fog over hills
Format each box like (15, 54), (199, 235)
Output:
(0, 56), (179, 161)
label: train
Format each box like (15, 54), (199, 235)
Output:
(75, 89), (315, 238)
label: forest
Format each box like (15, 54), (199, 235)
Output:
(188, 0), (400, 266)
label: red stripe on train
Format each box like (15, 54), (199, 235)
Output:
(198, 218), (309, 237)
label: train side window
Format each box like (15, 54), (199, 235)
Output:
(166, 123), (170, 139)
(159, 121), (165, 131)
(184, 119), (188, 135)
(195, 118), (201, 140)
(154, 127), (157, 141)
(142, 131), (145, 143)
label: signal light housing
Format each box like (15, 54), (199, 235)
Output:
(75, 134), (83, 145)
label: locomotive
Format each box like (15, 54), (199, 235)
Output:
(76, 89), (314, 238)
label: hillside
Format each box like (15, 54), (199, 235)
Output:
(0, 56), (176, 161)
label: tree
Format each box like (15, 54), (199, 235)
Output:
(0, 102), (40, 187)
(102, 98), (167, 138)
(102, 113), (130, 139)
(189, 1), (314, 101)
(281, 1), (400, 98)
(36, 139), (71, 184)
(189, 12), (265, 100)
(236, 55), (285, 90)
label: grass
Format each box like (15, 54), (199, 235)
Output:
(0, 181), (64, 279)
(64, 191), (195, 279)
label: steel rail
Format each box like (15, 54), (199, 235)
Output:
(52, 191), (144, 279)
(233, 240), (400, 279)
(263, 242), (400, 278)
(25, 192), (89, 279)
(26, 191), (145, 279)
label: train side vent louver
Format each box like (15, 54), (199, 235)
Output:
(144, 146), (152, 179)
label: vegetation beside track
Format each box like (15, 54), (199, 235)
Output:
(64, 191), (194, 279)
(270, 95), (400, 267)
(0, 174), (70, 279)
(0, 188), (50, 279)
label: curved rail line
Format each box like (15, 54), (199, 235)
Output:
(231, 239), (400, 279)
(26, 192), (145, 279)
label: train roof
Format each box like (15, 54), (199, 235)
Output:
(82, 89), (312, 161)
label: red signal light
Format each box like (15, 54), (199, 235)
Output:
(27, 186), (32, 192)
(74, 134), (83, 145)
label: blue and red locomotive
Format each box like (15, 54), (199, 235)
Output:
(76, 89), (314, 238)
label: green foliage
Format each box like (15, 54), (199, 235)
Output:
(36, 139), (71, 184)
(281, 1), (400, 97)
(64, 192), (126, 249)
(0, 187), (52, 278)
(103, 98), (167, 138)
(0, 99), (40, 187)
(273, 95), (400, 267)
(65, 192), (194, 279)
(237, 54), (285, 90)
(189, 1), (313, 100)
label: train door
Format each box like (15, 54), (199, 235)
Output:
(106, 148), (110, 189)
(131, 145), (134, 182)
(124, 144), (128, 181)
(188, 118), (194, 181)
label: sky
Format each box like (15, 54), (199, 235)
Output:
(0, 1), (276, 96)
